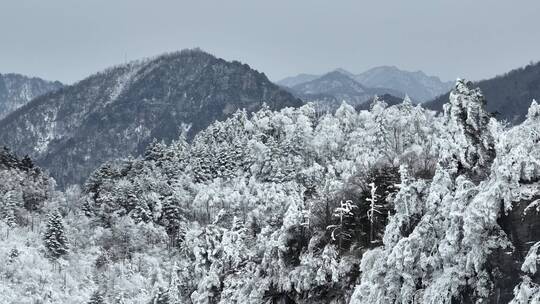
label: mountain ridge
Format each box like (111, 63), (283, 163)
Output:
(0, 73), (63, 120)
(277, 66), (452, 102)
(0, 48), (302, 186)
(286, 70), (403, 109)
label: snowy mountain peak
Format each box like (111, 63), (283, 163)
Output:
(332, 68), (355, 77)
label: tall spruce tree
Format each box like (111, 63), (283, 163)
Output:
(43, 209), (69, 259)
(1, 190), (22, 227)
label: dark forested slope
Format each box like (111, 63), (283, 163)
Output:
(0, 49), (302, 186)
(0, 73), (62, 119)
(425, 62), (540, 124)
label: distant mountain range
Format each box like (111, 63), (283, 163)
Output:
(278, 66), (452, 103)
(284, 71), (403, 109)
(277, 73), (319, 87)
(0, 73), (62, 119)
(355, 93), (406, 111)
(425, 61), (540, 124)
(354, 66), (453, 102)
(0, 49), (302, 186)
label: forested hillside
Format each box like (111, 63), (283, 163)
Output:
(426, 61), (540, 124)
(0, 73), (62, 119)
(0, 49), (301, 187)
(1, 80), (539, 303)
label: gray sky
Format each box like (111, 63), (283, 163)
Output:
(1, 0), (539, 84)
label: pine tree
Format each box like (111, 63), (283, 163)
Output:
(130, 200), (152, 223)
(161, 196), (185, 247)
(168, 263), (182, 304)
(84, 162), (117, 195)
(88, 290), (106, 304)
(0, 146), (18, 168)
(144, 139), (167, 163)
(43, 209), (69, 259)
(1, 190), (22, 227)
(191, 144), (215, 183)
(162, 134), (190, 178)
(20, 155), (34, 170)
(149, 287), (170, 304)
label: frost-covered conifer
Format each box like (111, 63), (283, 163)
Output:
(161, 196), (185, 246)
(0, 190), (22, 227)
(43, 209), (69, 259)
(87, 291), (106, 304)
(130, 197), (153, 223)
(144, 139), (168, 162)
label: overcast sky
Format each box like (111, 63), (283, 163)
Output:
(1, 0), (539, 84)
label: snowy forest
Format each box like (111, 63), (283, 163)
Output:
(1, 79), (540, 304)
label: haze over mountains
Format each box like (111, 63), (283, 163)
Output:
(277, 66), (453, 103)
(0, 49), (301, 186)
(0, 73), (62, 119)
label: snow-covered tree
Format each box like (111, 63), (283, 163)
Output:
(351, 79), (504, 304)
(88, 291), (106, 304)
(43, 209), (69, 260)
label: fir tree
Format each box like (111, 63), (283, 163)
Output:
(130, 200), (152, 223)
(161, 196), (186, 247)
(43, 209), (69, 259)
(1, 190), (22, 227)
(144, 139), (167, 163)
(88, 290), (106, 304)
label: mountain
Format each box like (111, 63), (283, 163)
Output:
(0, 73), (62, 119)
(278, 66), (452, 103)
(287, 70), (403, 108)
(276, 73), (319, 87)
(355, 93), (406, 111)
(0, 49), (302, 186)
(354, 66), (453, 102)
(425, 62), (540, 124)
